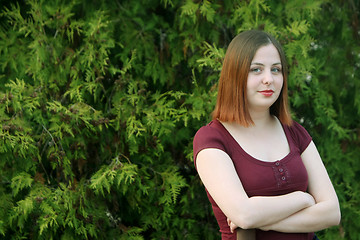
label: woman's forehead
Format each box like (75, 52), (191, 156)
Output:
(251, 44), (281, 64)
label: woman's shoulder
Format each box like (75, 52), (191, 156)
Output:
(194, 119), (224, 140)
(284, 119), (312, 153)
(285, 120), (311, 136)
(193, 119), (228, 160)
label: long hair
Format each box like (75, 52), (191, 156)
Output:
(212, 30), (292, 126)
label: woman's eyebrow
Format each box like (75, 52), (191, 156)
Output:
(250, 62), (264, 66)
(250, 62), (282, 65)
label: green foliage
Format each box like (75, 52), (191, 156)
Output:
(0, 0), (358, 239)
(11, 172), (34, 196)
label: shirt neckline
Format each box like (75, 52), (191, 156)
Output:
(212, 118), (295, 166)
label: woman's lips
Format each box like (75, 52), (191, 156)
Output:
(259, 90), (274, 97)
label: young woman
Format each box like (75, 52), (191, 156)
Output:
(193, 30), (340, 240)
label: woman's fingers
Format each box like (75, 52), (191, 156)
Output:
(227, 218), (238, 233)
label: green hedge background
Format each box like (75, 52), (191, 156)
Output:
(0, 0), (359, 239)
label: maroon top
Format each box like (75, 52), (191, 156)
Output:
(193, 119), (314, 240)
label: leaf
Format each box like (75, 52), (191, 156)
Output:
(286, 20), (309, 37)
(9, 197), (34, 230)
(38, 202), (58, 235)
(199, 1), (216, 23)
(11, 172), (34, 196)
(180, 0), (199, 23)
(159, 167), (188, 205)
(196, 41), (225, 72)
(0, 220), (5, 236)
(89, 165), (115, 196)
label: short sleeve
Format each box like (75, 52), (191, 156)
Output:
(287, 121), (312, 153)
(193, 123), (226, 168)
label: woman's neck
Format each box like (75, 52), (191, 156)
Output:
(248, 109), (274, 129)
(220, 111), (276, 135)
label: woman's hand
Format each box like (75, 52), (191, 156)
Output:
(228, 218), (256, 240)
(304, 191), (316, 206)
(227, 218), (238, 233)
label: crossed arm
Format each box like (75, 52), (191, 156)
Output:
(195, 141), (341, 233)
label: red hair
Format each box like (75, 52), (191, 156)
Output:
(212, 30), (292, 126)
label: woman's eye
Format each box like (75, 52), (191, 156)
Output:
(250, 68), (261, 73)
(271, 67), (281, 73)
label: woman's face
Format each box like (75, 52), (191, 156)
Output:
(246, 44), (283, 113)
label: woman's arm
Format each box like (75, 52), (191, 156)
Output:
(258, 141), (341, 232)
(196, 148), (315, 230)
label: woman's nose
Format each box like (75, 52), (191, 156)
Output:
(262, 70), (274, 85)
